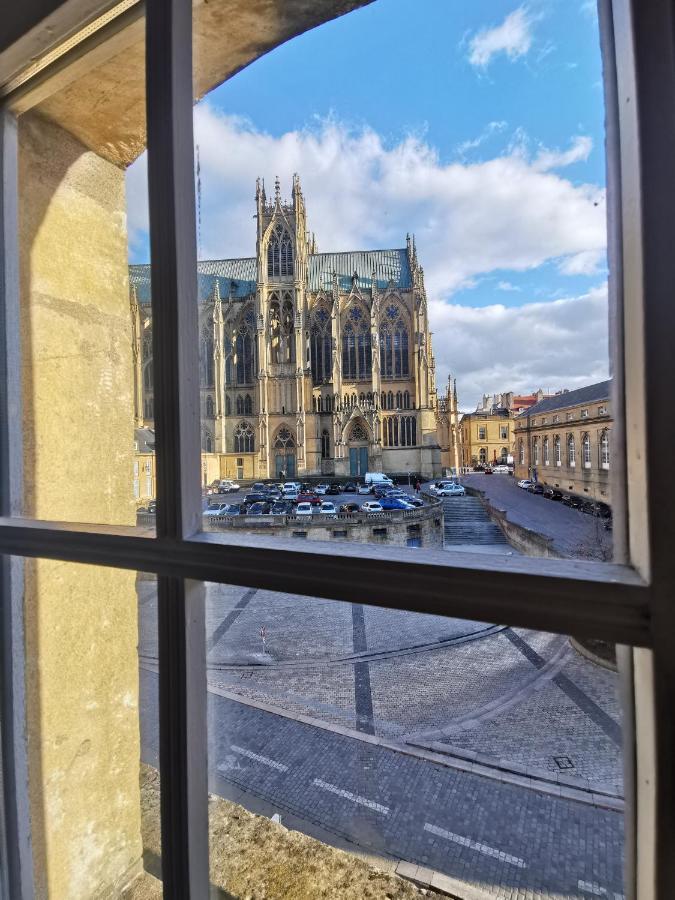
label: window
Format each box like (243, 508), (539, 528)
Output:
(581, 408), (589, 418)
(379, 303), (409, 377)
(552, 415), (559, 424)
(205, 395), (214, 417)
(384, 415), (416, 447)
(478, 447), (487, 465)
(225, 395), (231, 415)
(554, 435), (561, 466)
(567, 412), (574, 421)
(244, 394), (253, 416)
(568, 433), (576, 467)
(599, 405), (608, 415)
(202, 430), (213, 453)
(234, 421), (255, 453)
(478, 425), (486, 440)
(267, 223), (294, 277)
(200, 325), (214, 387)
(310, 302), (332, 382)
(341, 303), (371, 380)
(518, 439), (524, 465)
(543, 436), (550, 466)
(601, 429), (610, 469)
(533, 437), (540, 465)
(582, 432), (592, 467)
(321, 429), (330, 459)
(403, 390), (410, 409)
(500, 425), (508, 439)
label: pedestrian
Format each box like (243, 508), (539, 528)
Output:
(415, 480), (421, 494)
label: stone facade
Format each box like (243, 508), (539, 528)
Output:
(513, 380), (612, 503)
(131, 177), (458, 481)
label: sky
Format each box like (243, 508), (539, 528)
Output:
(126, 0), (609, 409)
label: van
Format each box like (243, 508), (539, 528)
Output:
(364, 472), (394, 487)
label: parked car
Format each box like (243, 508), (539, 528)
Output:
(297, 491), (321, 506)
(343, 482), (357, 493)
(339, 502), (360, 513)
(406, 497), (424, 508)
(357, 483), (372, 495)
(282, 482), (301, 494)
(379, 497), (415, 510)
(527, 483), (545, 495)
(361, 500), (384, 513)
(247, 502), (272, 515)
(589, 501), (612, 519)
(244, 492), (267, 505)
(562, 494), (583, 509)
(492, 464), (510, 474)
(472, 465), (485, 472)
(436, 483), (465, 497)
(517, 479), (533, 489)
(484, 467), (493, 474)
(364, 472), (394, 488)
(283, 489), (299, 502)
(384, 489), (408, 499)
(294, 502), (313, 517)
(318, 501), (337, 517)
(315, 484), (329, 495)
(203, 503), (230, 518)
(147, 500), (157, 514)
(215, 479), (240, 493)
(326, 484), (341, 495)
(543, 488), (564, 501)
(252, 482), (266, 492)
(262, 486), (281, 500)
(271, 500), (293, 515)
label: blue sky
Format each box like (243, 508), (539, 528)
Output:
(127, 0), (609, 404)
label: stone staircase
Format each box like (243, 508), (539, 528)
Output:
(441, 495), (511, 547)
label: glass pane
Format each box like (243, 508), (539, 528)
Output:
(194, 581), (624, 898)
(182, 0), (613, 563)
(13, 10), (155, 532)
(11, 558), (159, 896)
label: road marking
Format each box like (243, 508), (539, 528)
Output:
(578, 880), (624, 900)
(423, 822), (527, 869)
(229, 744), (288, 772)
(312, 778), (389, 814)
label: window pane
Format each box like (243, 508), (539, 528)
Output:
(13, 11), (155, 531)
(195, 581), (624, 897)
(12, 558), (158, 895)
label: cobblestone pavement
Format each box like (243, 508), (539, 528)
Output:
(139, 666), (624, 900)
(458, 474), (612, 559)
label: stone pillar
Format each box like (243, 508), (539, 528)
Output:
(18, 113), (142, 898)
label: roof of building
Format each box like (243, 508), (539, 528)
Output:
(129, 248), (412, 304)
(517, 380), (611, 417)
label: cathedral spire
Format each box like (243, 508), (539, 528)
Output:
(274, 175), (281, 204)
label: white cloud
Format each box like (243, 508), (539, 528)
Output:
(497, 281), (522, 292)
(467, 6), (536, 69)
(455, 120), (508, 158)
(127, 107), (606, 302)
(431, 285), (609, 407)
(557, 248), (605, 275)
(533, 135), (593, 171)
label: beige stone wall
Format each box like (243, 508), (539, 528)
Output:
(19, 111), (141, 898)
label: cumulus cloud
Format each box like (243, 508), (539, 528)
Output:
(532, 135), (593, 171)
(431, 285), (609, 408)
(497, 281), (522, 292)
(467, 6), (536, 69)
(127, 107), (606, 302)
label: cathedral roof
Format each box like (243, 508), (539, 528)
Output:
(129, 248), (412, 304)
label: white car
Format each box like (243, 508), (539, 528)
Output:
(282, 482), (301, 493)
(203, 503), (229, 518)
(318, 501), (337, 517)
(295, 502), (313, 517)
(216, 480), (239, 493)
(517, 479), (533, 489)
(357, 484), (372, 495)
(361, 500), (383, 513)
(284, 489), (299, 501)
(315, 484), (329, 495)
(436, 483), (465, 497)
(492, 464), (510, 474)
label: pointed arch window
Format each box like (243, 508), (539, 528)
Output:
(600, 429), (610, 469)
(235, 310), (254, 384)
(396, 391), (403, 409)
(543, 436), (550, 466)
(200, 325), (214, 388)
(244, 394), (253, 415)
(206, 395), (214, 418)
(234, 421), (255, 453)
(341, 305), (371, 380)
(582, 432), (592, 467)
(380, 304), (409, 378)
(267, 223), (294, 277)
(403, 391), (410, 410)
(225, 395), (231, 416)
(554, 435), (561, 466)
(321, 429), (330, 459)
(568, 434), (576, 467)
(533, 437), (540, 466)
(202, 431), (213, 453)
(310, 303), (332, 382)
(142, 332), (153, 392)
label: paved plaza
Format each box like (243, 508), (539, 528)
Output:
(138, 563), (624, 899)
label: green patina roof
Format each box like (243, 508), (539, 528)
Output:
(129, 248), (412, 304)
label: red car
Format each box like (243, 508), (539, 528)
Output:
(297, 491), (321, 506)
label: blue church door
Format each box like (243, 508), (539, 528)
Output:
(349, 446), (368, 476)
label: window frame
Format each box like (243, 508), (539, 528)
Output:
(0, 0), (674, 898)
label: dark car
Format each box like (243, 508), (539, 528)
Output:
(562, 494), (583, 509)
(271, 500), (292, 515)
(244, 492), (267, 505)
(252, 482), (266, 492)
(343, 482), (357, 492)
(473, 465), (484, 472)
(339, 502), (360, 513)
(405, 496), (424, 508)
(262, 486), (282, 500)
(484, 467), (493, 474)
(543, 488), (563, 501)
(297, 491), (321, 505)
(247, 502), (272, 515)
(527, 483), (544, 494)
(588, 501), (612, 518)
(326, 484), (341, 495)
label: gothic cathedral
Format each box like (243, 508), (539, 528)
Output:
(130, 176), (459, 480)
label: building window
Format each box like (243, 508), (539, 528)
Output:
(500, 425), (508, 439)
(552, 415), (559, 424)
(568, 434), (576, 467)
(341, 307), (372, 380)
(582, 432), (592, 467)
(478, 426), (486, 440)
(479, 447), (487, 465)
(403, 390), (410, 409)
(225, 395), (231, 416)
(379, 304), (409, 378)
(267, 223), (294, 277)
(234, 421), (255, 453)
(567, 412), (574, 421)
(599, 405), (608, 415)
(533, 437), (540, 466)
(543, 436), (550, 466)
(500, 447), (508, 463)
(202, 430), (213, 453)
(518, 439), (524, 465)
(199, 325), (214, 388)
(581, 408), (589, 418)
(321, 429), (330, 459)
(600, 429), (610, 469)
(554, 435), (561, 466)
(244, 394), (253, 415)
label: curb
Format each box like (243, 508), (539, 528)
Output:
(141, 663), (625, 812)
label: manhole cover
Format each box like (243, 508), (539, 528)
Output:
(553, 756), (575, 770)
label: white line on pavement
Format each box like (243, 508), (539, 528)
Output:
(578, 880), (624, 900)
(423, 822), (527, 869)
(312, 778), (390, 814)
(230, 744), (289, 772)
